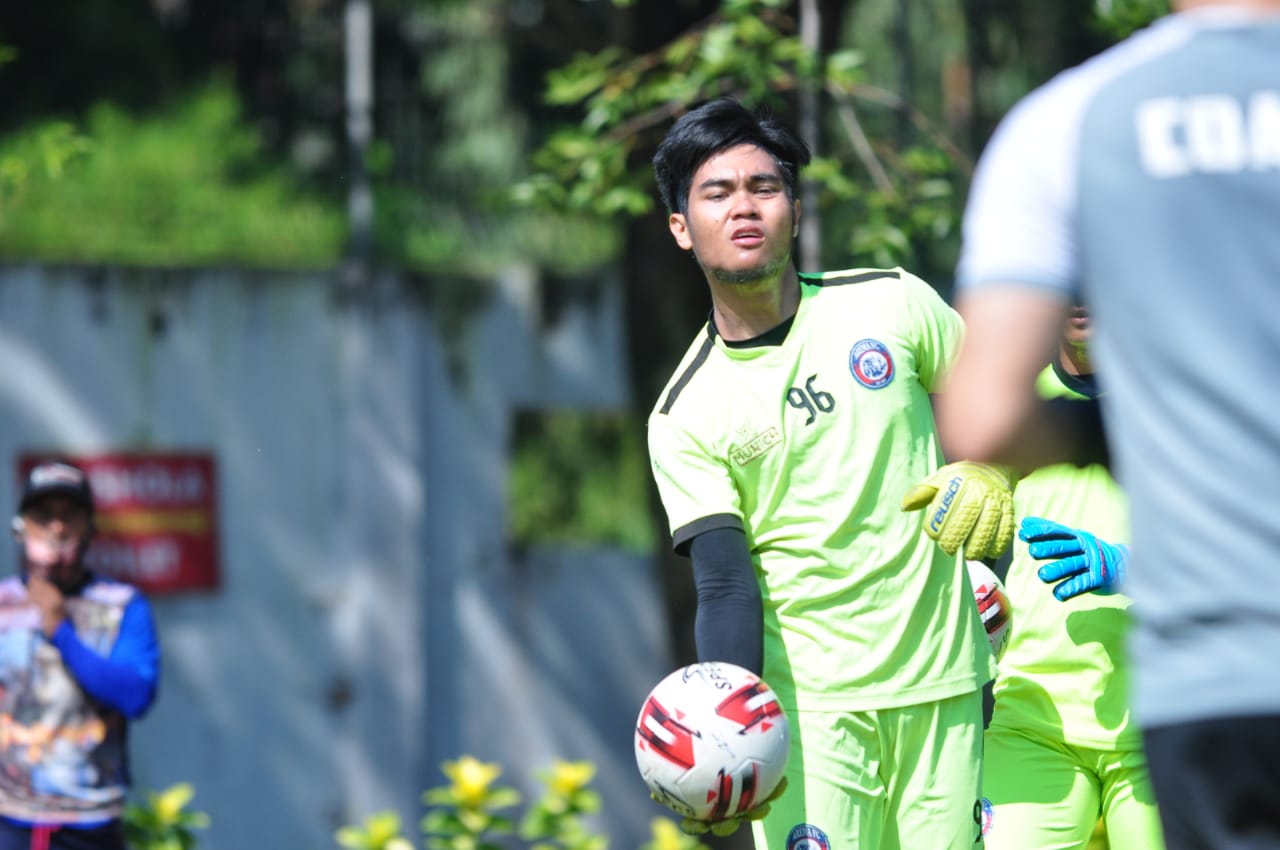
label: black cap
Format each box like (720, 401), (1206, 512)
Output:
(19, 461), (94, 513)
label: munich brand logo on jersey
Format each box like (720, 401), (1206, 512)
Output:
(730, 427), (783, 466)
(848, 338), (895, 389)
(786, 824), (831, 850)
(636, 696), (698, 770)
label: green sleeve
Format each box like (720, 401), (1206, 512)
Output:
(897, 269), (964, 393)
(647, 411), (743, 549)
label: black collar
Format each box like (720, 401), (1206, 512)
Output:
(1051, 360), (1099, 399)
(710, 312), (796, 349)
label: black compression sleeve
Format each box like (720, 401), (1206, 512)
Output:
(689, 527), (763, 675)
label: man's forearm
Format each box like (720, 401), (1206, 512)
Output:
(690, 528), (763, 675)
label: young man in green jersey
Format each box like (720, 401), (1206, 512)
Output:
(982, 307), (1166, 850)
(645, 97), (1015, 850)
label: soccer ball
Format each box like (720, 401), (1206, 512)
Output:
(967, 560), (1012, 661)
(634, 661), (790, 823)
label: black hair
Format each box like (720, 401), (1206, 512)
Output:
(652, 98), (811, 216)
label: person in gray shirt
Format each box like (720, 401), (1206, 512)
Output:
(933, 2), (1280, 849)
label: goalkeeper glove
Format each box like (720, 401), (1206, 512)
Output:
(1019, 516), (1128, 601)
(674, 777), (789, 837)
(901, 462), (1016, 559)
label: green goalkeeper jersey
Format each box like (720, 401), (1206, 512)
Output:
(648, 268), (994, 713)
(993, 364), (1139, 750)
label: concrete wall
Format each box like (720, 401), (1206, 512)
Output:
(0, 264), (677, 849)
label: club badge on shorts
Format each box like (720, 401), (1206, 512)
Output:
(786, 824), (831, 850)
(849, 338), (895, 389)
(975, 797), (995, 839)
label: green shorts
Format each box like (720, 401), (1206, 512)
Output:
(982, 722), (1165, 850)
(751, 690), (984, 850)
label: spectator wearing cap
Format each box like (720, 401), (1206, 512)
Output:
(3, 461), (161, 850)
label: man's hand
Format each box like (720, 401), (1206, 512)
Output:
(902, 462), (1016, 559)
(675, 776), (789, 837)
(1019, 516), (1128, 601)
(26, 575), (67, 637)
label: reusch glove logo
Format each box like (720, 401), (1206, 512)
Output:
(930, 475), (963, 535)
(901, 462), (1016, 559)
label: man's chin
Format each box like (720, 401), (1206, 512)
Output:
(24, 560), (67, 577)
(707, 258), (788, 286)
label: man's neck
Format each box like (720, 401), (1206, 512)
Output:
(708, 266), (801, 341)
(1058, 341), (1092, 377)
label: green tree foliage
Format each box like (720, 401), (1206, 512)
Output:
(1093, 0), (1172, 38)
(369, 0), (621, 278)
(0, 81), (346, 268)
(508, 410), (656, 553)
(513, 0), (972, 275)
(515, 0), (1174, 281)
(0, 122), (90, 203)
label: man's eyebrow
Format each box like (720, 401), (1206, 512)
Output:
(694, 172), (784, 192)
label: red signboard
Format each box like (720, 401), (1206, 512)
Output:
(17, 452), (220, 594)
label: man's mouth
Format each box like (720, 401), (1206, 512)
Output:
(731, 227), (765, 247)
(25, 538), (79, 567)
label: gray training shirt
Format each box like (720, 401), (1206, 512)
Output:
(956, 8), (1280, 727)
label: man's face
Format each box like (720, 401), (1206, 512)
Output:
(15, 495), (92, 588)
(668, 143), (799, 286)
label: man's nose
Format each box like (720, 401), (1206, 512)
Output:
(729, 190), (759, 216)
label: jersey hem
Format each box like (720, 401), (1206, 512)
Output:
(779, 668), (992, 714)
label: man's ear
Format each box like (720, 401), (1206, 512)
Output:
(792, 199), (801, 238)
(669, 212), (693, 251)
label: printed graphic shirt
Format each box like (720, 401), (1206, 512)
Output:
(0, 574), (160, 825)
(648, 267), (994, 713)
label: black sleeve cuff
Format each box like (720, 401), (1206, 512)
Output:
(672, 512), (745, 556)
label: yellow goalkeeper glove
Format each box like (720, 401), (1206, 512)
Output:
(901, 462), (1016, 559)
(675, 777), (789, 837)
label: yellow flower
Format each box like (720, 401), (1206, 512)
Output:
(650, 818), (685, 850)
(547, 760), (595, 797)
(443, 756), (503, 807)
(152, 783), (195, 823)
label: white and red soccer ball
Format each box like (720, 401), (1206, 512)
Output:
(634, 662), (790, 823)
(968, 560), (1012, 662)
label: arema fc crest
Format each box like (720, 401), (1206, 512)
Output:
(976, 797), (995, 838)
(787, 824), (831, 850)
(849, 338), (895, 389)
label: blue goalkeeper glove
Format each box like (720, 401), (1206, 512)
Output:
(1019, 516), (1128, 601)
(674, 777), (789, 837)
(901, 462), (1016, 559)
